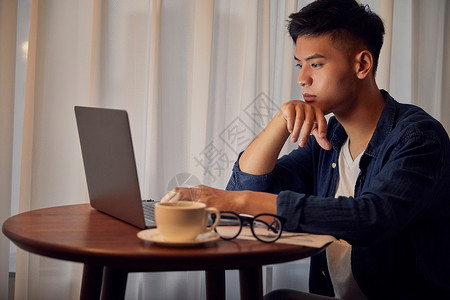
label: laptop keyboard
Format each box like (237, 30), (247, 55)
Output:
(142, 200), (156, 226)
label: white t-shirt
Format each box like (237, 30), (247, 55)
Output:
(326, 138), (368, 300)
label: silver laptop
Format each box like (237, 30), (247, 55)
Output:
(75, 106), (156, 229)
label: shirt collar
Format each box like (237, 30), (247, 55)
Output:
(328, 89), (396, 159)
(364, 90), (396, 158)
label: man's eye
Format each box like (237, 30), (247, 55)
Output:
(296, 63), (302, 69)
(311, 63), (322, 68)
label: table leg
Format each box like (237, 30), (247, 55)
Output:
(205, 270), (226, 300)
(100, 267), (128, 300)
(80, 264), (103, 300)
(239, 266), (263, 300)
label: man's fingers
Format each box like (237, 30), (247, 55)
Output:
(312, 110), (331, 150)
(160, 186), (206, 203)
(298, 105), (315, 147)
(280, 100), (329, 148)
(160, 190), (181, 202)
(283, 108), (295, 134)
(311, 125), (332, 150)
(315, 110), (328, 139)
(315, 133), (332, 150)
(291, 105), (304, 143)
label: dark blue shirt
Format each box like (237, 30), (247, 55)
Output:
(226, 90), (450, 299)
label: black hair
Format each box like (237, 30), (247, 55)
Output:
(288, 0), (385, 74)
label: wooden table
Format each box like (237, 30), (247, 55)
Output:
(2, 204), (326, 300)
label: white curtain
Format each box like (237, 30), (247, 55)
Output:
(1, 0), (448, 299)
(0, 0), (17, 297)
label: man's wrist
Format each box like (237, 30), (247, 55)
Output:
(234, 190), (277, 215)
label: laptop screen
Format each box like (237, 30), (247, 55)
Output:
(75, 106), (148, 228)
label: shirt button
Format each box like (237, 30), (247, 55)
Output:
(332, 163), (337, 168)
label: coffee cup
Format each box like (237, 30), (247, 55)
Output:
(155, 201), (220, 242)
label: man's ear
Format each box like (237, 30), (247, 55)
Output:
(355, 50), (373, 79)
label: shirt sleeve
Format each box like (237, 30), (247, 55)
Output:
(225, 152), (275, 192)
(226, 143), (316, 195)
(277, 121), (450, 246)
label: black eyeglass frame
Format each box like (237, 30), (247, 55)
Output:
(215, 211), (287, 243)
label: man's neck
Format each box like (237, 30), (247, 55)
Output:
(335, 83), (385, 160)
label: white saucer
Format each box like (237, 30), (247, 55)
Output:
(137, 229), (220, 247)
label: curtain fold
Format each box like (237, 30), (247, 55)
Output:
(374, 0), (394, 91)
(0, 0), (18, 298)
(2, 1), (449, 299)
(442, 0), (450, 132)
(15, 0), (94, 298)
(14, 0), (39, 297)
(411, 0), (447, 120)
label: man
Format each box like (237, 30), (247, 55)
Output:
(164, 0), (450, 298)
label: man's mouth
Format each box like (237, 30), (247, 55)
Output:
(302, 93), (316, 102)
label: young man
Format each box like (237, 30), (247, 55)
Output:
(165, 0), (450, 298)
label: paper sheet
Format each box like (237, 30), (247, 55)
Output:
(275, 231), (336, 248)
(217, 226), (335, 248)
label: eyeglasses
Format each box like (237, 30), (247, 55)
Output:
(214, 211), (286, 243)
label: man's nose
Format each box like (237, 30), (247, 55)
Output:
(297, 67), (312, 87)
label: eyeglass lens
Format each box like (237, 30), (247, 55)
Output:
(215, 212), (241, 240)
(251, 217), (282, 242)
(215, 212), (282, 242)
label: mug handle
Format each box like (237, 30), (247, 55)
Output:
(204, 208), (221, 232)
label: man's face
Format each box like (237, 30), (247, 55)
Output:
(295, 34), (359, 116)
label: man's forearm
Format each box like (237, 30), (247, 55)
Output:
(239, 111), (290, 175)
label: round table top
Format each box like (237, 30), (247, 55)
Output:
(3, 204), (325, 271)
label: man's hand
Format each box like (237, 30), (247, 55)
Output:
(161, 185), (277, 215)
(238, 99), (331, 175)
(160, 185), (232, 209)
(280, 100), (331, 150)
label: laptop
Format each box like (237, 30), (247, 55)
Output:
(75, 106), (156, 229)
